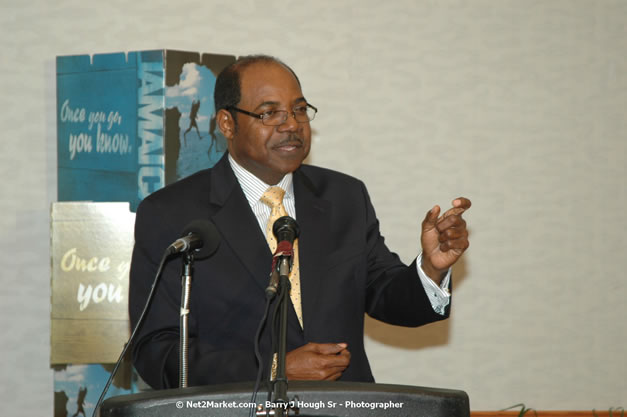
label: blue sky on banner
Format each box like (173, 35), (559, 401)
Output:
(166, 62), (226, 177)
(54, 364), (135, 417)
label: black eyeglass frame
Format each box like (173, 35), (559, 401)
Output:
(226, 103), (318, 126)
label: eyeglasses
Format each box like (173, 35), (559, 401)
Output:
(227, 103), (318, 126)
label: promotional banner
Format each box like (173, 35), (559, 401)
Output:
(56, 50), (236, 211)
(51, 202), (135, 364)
(51, 202), (136, 417)
(53, 50), (237, 416)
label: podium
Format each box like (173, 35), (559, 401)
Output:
(100, 381), (469, 417)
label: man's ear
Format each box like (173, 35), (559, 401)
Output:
(216, 109), (235, 140)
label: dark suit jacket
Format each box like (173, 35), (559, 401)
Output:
(129, 154), (450, 389)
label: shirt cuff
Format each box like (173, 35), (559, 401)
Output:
(415, 253), (451, 315)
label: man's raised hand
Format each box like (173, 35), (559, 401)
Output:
(420, 197), (471, 283)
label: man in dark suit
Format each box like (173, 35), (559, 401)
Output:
(129, 55), (471, 389)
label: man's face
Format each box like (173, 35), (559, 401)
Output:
(222, 61), (312, 185)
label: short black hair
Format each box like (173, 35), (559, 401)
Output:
(214, 55), (301, 127)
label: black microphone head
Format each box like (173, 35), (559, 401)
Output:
(272, 216), (300, 244)
(181, 219), (221, 259)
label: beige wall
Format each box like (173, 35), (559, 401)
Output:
(0, 0), (625, 414)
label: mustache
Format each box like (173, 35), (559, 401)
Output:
(276, 135), (304, 146)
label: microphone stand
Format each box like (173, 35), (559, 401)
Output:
(179, 252), (194, 388)
(261, 217), (300, 417)
(272, 256), (292, 417)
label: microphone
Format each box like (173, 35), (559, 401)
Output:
(273, 216), (299, 246)
(266, 217), (300, 298)
(167, 219), (221, 259)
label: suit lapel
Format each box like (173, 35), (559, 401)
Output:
(208, 155), (272, 293)
(293, 168), (332, 337)
(207, 158), (329, 339)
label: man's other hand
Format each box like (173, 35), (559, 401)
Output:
(286, 342), (351, 381)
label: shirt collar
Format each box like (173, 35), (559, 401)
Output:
(228, 153), (294, 207)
